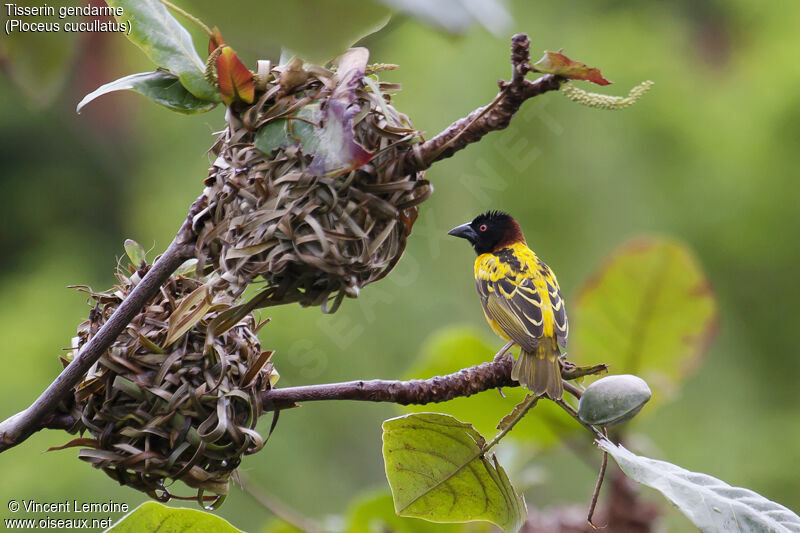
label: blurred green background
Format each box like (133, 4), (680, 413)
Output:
(2, 0), (799, 531)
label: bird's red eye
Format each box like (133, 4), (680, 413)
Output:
(479, 224), (488, 232)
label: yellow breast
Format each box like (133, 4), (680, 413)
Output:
(474, 242), (557, 338)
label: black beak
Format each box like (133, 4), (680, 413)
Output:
(448, 222), (478, 242)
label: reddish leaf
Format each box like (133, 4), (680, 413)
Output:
(253, 49), (375, 176)
(533, 50), (611, 86)
(307, 48), (374, 176)
(307, 99), (373, 177)
(215, 46), (254, 106)
(208, 26), (225, 55)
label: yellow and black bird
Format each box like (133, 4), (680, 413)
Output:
(448, 211), (568, 399)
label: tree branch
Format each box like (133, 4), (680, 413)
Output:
(0, 196), (205, 453)
(261, 356), (516, 411)
(37, 357), (607, 433)
(258, 357), (606, 411)
(396, 33), (563, 176)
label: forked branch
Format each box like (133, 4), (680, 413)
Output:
(398, 33), (563, 176)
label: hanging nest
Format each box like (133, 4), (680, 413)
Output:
(195, 48), (433, 313)
(60, 246), (277, 506)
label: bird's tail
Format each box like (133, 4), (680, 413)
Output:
(511, 338), (563, 399)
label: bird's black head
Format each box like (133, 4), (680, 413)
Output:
(447, 210), (524, 255)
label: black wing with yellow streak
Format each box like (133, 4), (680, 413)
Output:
(477, 274), (544, 352)
(475, 246), (568, 351)
(543, 270), (568, 347)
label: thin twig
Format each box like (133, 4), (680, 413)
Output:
(243, 476), (326, 533)
(555, 399), (605, 441)
(159, 0), (213, 36)
(564, 380), (584, 400)
(588, 428), (609, 528)
(484, 395), (538, 452)
(562, 362), (608, 381)
(397, 33), (563, 176)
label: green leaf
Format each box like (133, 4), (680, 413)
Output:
(106, 0), (218, 101)
(254, 96), (372, 177)
(254, 105), (321, 155)
(186, 0), (510, 65)
(571, 237), (718, 411)
(345, 490), (481, 533)
(187, 0), (392, 65)
(401, 327), (575, 445)
(599, 439), (800, 533)
(373, 0), (511, 36)
(254, 49), (373, 177)
(382, 413), (525, 532)
(307, 48), (373, 176)
(123, 239), (148, 268)
(108, 501), (242, 532)
(77, 71), (217, 114)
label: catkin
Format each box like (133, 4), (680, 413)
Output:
(561, 80), (654, 110)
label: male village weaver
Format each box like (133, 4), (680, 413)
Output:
(449, 211), (568, 399)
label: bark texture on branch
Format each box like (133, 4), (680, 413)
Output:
(261, 358), (606, 411)
(262, 356), (516, 411)
(39, 357), (606, 431)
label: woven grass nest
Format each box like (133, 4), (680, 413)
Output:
(62, 248), (277, 506)
(196, 48), (433, 313)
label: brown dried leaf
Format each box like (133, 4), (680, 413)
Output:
(533, 50), (611, 85)
(164, 284), (212, 347)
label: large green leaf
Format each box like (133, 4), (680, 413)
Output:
(374, 0), (511, 36)
(255, 99), (372, 177)
(184, 0), (510, 66)
(382, 413), (525, 532)
(571, 237), (718, 410)
(401, 327), (576, 445)
(77, 71), (217, 114)
(108, 501), (242, 532)
(254, 105), (321, 155)
(106, 0), (218, 101)
(254, 49), (373, 177)
(187, 0), (391, 65)
(599, 439), (800, 533)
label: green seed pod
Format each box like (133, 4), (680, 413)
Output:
(577, 374), (652, 427)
